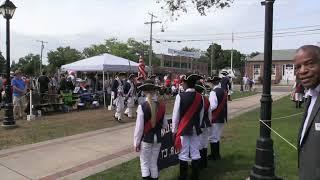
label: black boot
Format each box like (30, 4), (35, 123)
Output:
(203, 148), (208, 168)
(191, 159), (200, 180)
(142, 176), (150, 180)
(150, 178), (158, 180)
(208, 143), (215, 160)
(199, 149), (204, 169)
(299, 101), (302, 108)
(178, 160), (188, 180)
(216, 141), (221, 160)
(296, 101), (299, 108)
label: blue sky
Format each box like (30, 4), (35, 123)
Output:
(0, 0), (319, 64)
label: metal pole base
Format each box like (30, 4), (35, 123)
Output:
(2, 103), (17, 129)
(248, 175), (283, 180)
(250, 137), (282, 180)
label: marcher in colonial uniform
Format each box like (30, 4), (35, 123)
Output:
(195, 81), (211, 169)
(124, 74), (136, 118)
(134, 80), (168, 180)
(220, 71), (232, 101)
(111, 72), (126, 122)
(172, 74), (204, 180)
(208, 76), (228, 160)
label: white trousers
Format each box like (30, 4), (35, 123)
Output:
(199, 128), (209, 149)
(140, 141), (161, 178)
(209, 123), (225, 143)
(179, 134), (201, 162)
(125, 97), (134, 118)
(115, 96), (125, 120)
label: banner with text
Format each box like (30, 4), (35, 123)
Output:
(158, 119), (180, 170)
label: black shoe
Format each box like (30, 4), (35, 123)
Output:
(178, 160), (188, 180)
(117, 119), (122, 123)
(191, 159), (200, 180)
(142, 176), (150, 180)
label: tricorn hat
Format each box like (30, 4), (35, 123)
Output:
(128, 74), (136, 79)
(195, 81), (206, 93)
(137, 79), (160, 91)
(148, 74), (157, 79)
(221, 71), (229, 76)
(182, 74), (203, 84)
(207, 76), (221, 83)
(116, 72), (126, 77)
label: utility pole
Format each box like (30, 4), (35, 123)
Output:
(210, 43), (214, 76)
(144, 13), (161, 76)
(230, 32), (234, 75)
(36, 40), (48, 75)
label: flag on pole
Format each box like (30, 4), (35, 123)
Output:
(138, 56), (147, 79)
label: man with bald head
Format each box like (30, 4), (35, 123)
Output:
(294, 45), (320, 180)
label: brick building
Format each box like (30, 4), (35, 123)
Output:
(245, 49), (296, 85)
(154, 54), (208, 77)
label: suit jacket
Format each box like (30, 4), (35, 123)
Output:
(298, 95), (320, 180)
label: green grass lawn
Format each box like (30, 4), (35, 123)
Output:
(85, 96), (302, 180)
(231, 91), (258, 100)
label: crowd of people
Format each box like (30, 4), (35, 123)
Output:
(130, 71), (232, 180)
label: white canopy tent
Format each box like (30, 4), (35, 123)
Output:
(61, 53), (146, 72)
(61, 53), (148, 108)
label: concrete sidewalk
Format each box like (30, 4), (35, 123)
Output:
(0, 92), (289, 180)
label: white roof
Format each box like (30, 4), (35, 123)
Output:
(61, 53), (147, 72)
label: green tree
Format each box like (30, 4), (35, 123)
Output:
(11, 54), (41, 76)
(206, 43), (224, 74)
(181, 46), (201, 52)
(47, 46), (83, 70)
(223, 49), (244, 69)
(157, 0), (233, 16)
(249, 51), (260, 58)
(82, 44), (108, 58)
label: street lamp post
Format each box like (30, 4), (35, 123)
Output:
(1, 0), (17, 128)
(250, 0), (281, 179)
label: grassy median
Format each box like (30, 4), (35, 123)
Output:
(85, 96), (302, 180)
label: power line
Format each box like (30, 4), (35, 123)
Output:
(153, 31), (320, 43)
(158, 24), (320, 38)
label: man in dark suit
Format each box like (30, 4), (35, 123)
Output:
(294, 45), (320, 180)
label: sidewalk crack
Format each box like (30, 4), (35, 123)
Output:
(0, 162), (33, 180)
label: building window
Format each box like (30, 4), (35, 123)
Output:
(173, 62), (180, 68)
(181, 62), (188, 69)
(272, 64), (276, 80)
(253, 64), (261, 80)
(164, 60), (171, 67)
(272, 64), (276, 76)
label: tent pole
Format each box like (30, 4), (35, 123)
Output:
(103, 71), (106, 108)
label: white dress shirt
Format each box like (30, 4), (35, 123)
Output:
(133, 101), (168, 147)
(209, 84), (221, 112)
(172, 88), (204, 133)
(300, 84), (320, 145)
